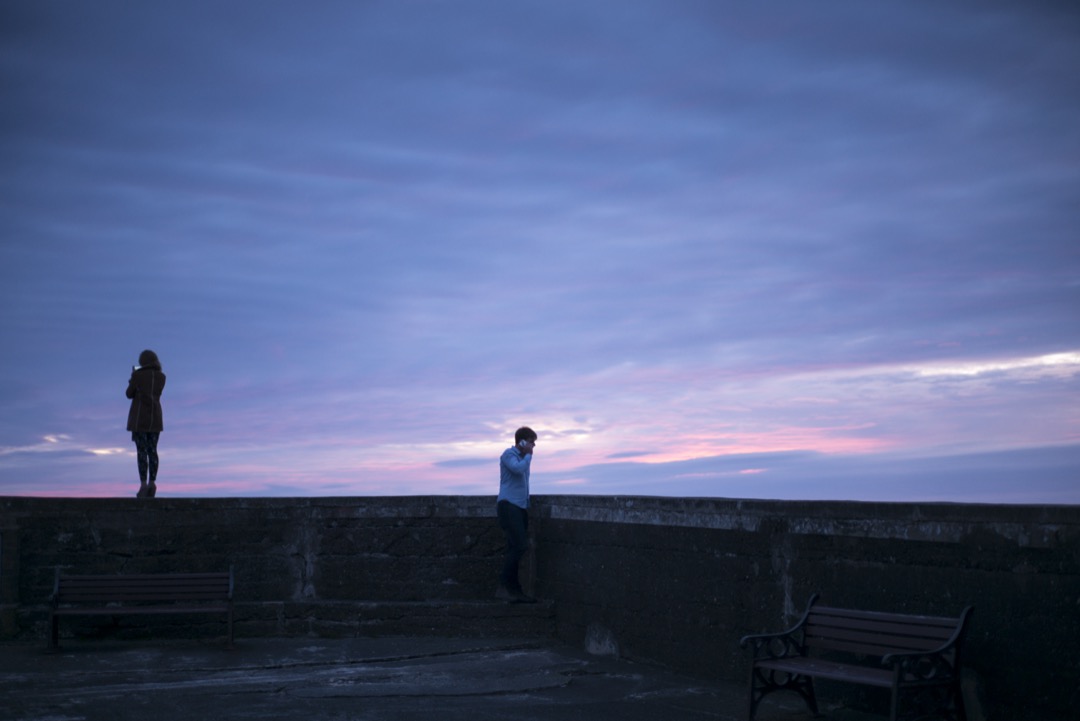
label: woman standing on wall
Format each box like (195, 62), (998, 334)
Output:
(126, 350), (166, 498)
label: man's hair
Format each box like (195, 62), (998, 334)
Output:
(514, 426), (537, 444)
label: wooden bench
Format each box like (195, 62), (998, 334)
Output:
(49, 569), (234, 651)
(739, 594), (973, 721)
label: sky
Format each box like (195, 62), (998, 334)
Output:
(1, 1), (1078, 503)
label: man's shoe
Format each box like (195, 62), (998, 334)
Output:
(495, 585), (515, 601)
(510, 590), (537, 604)
(136, 483), (148, 498)
(147, 482), (157, 498)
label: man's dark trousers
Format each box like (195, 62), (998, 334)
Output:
(497, 500), (528, 592)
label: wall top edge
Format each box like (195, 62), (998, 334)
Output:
(2, 495), (1076, 546)
(533, 495), (1080, 546)
(3, 493), (1077, 519)
(2, 493), (1077, 509)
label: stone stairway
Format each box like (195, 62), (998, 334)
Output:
(355, 599), (556, 637)
(237, 598), (556, 640)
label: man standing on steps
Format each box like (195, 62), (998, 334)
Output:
(496, 426), (538, 603)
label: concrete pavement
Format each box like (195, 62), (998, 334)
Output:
(0, 636), (883, 721)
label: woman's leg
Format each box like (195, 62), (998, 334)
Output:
(145, 432), (160, 483)
(133, 433), (149, 497)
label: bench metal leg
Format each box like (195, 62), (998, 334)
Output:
(893, 682), (967, 721)
(48, 612), (59, 652)
(747, 665), (817, 720)
(953, 682), (967, 721)
(746, 666), (758, 721)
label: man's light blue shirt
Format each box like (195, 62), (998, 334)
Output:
(498, 446), (531, 509)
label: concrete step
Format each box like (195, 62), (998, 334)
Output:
(354, 599), (556, 638)
(237, 599), (557, 639)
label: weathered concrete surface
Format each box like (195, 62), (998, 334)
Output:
(535, 496), (1080, 721)
(2, 495), (1077, 719)
(0, 636), (883, 721)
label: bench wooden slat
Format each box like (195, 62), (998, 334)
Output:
(756, 657), (894, 688)
(59, 593), (229, 602)
(805, 620), (957, 656)
(810, 605), (961, 628)
(61, 572), (230, 580)
(59, 584), (230, 593)
(61, 578), (227, 582)
(806, 635), (932, 658)
(61, 579), (229, 587)
(806, 625), (954, 651)
(52, 605), (231, 616)
(59, 587), (231, 598)
(809, 611), (958, 638)
(806, 625), (956, 650)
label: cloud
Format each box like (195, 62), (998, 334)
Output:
(535, 445), (1080, 505)
(1, 1), (1078, 502)
(912, 352), (1080, 379)
(434, 458), (491, 469)
(0, 434), (90, 458)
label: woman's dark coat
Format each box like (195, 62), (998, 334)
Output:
(126, 366), (166, 433)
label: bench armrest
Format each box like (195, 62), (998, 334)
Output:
(739, 629), (806, 660)
(881, 648), (959, 681)
(880, 605), (973, 679)
(739, 593), (819, 659)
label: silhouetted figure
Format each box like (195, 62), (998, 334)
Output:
(126, 350), (165, 498)
(496, 426), (538, 603)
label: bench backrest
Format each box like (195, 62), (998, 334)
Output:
(804, 604), (967, 658)
(54, 571), (233, 604)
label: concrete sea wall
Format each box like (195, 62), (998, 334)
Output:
(0, 496), (553, 639)
(534, 496), (1080, 720)
(2, 495), (1077, 720)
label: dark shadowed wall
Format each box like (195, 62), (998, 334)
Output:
(1, 495), (1076, 720)
(533, 496), (1080, 721)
